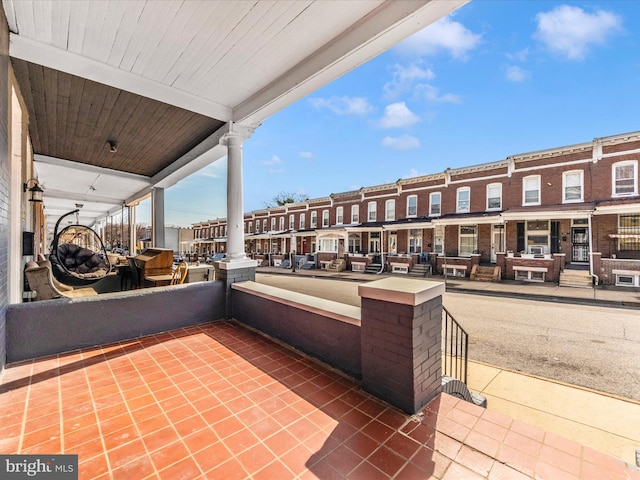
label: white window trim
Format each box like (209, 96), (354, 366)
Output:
(368, 202), (377, 222)
(562, 170), (584, 203)
(299, 213), (305, 230)
(456, 187), (470, 213)
(255, 220), (260, 233)
(385, 199), (395, 221)
(407, 195), (418, 218)
(429, 192), (441, 217)
(458, 225), (477, 257)
(351, 205), (359, 224)
(486, 183), (502, 211)
(270, 218), (276, 231)
(336, 206), (344, 225)
(279, 217), (285, 230)
(612, 160), (638, 197)
(322, 210), (330, 227)
(523, 175), (541, 206)
(289, 214), (295, 230)
(310, 211), (317, 228)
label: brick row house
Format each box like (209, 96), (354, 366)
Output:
(193, 130), (640, 287)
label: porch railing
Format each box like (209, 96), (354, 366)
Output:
(442, 306), (469, 384)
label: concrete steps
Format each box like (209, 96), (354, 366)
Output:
(365, 263), (382, 274)
(408, 264), (431, 277)
(560, 269), (593, 288)
(470, 265), (501, 282)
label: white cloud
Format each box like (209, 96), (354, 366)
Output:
(405, 168), (426, 178)
(261, 155), (283, 167)
(415, 84), (462, 104)
(384, 63), (435, 99)
(397, 16), (481, 60)
(299, 151), (313, 159)
(309, 96), (374, 115)
(378, 102), (420, 129)
(534, 5), (622, 60)
(507, 48), (530, 62)
(506, 65), (531, 82)
(382, 135), (421, 150)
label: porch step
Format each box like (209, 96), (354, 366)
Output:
(470, 265), (501, 282)
(365, 263), (382, 274)
(408, 264), (431, 277)
(559, 270), (593, 288)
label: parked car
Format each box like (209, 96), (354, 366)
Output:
(206, 253), (226, 263)
(173, 254), (184, 264)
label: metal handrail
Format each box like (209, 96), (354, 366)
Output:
(442, 306), (469, 384)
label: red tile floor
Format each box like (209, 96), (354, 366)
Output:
(1, 321), (638, 479)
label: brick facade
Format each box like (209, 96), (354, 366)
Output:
(0, 7), (9, 372)
(193, 131), (640, 287)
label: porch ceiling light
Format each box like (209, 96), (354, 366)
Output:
(23, 178), (44, 203)
(107, 140), (118, 153)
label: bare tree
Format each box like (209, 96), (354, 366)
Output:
(263, 191), (309, 208)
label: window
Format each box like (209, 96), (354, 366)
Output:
(247, 222), (252, 233)
(214, 227), (218, 238)
(429, 192), (441, 216)
(407, 195), (418, 217)
(618, 215), (640, 251)
(336, 206), (344, 225)
(310, 211), (317, 228)
(289, 215), (294, 229)
(368, 202), (377, 222)
(385, 199), (395, 221)
(526, 220), (550, 253)
(270, 218), (276, 231)
(486, 183), (502, 210)
(255, 220), (260, 233)
(351, 205), (359, 223)
(299, 213), (305, 230)
(322, 210), (330, 227)
(409, 229), (422, 253)
(613, 161), (638, 196)
(523, 175), (541, 205)
(279, 217), (284, 230)
(348, 233), (361, 254)
(263, 219), (267, 233)
(563, 170), (583, 203)
(318, 238), (338, 252)
(458, 225), (477, 256)
(457, 187), (470, 213)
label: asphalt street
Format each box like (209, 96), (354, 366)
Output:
(256, 273), (640, 401)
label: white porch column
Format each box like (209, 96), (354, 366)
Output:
(151, 187), (165, 248)
(128, 205), (137, 255)
(223, 131), (245, 261)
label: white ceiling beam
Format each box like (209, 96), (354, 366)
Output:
(9, 34), (233, 121)
(42, 189), (124, 206)
(35, 154), (152, 183)
(235, 0), (469, 125)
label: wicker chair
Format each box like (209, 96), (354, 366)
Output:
(24, 261), (97, 301)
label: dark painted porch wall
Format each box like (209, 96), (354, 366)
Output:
(0, 8), (10, 373)
(6, 282), (225, 363)
(231, 286), (362, 378)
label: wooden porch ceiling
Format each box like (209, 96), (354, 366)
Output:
(12, 59), (225, 177)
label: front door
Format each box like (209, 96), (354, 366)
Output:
(388, 233), (397, 254)
(571, 227), (589, 262)
(491, 225), (505, 263)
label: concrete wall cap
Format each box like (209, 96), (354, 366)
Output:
(219, 259), (259, 270)
(358, 278), (445, 306)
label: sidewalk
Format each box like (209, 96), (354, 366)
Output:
(256, 265), (640, 308)
(468, 360), (640, 466)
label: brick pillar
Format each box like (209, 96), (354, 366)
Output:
(359, 277), (444, 414)
(217, 260), (257, 319)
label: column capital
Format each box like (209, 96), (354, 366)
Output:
(220, 122), (257, 146)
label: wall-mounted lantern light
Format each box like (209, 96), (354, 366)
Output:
(23, 178), (44, 203)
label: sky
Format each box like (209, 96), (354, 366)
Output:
(137, 0), (640, 227)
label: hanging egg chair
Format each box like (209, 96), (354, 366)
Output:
(49, 209), (111, 286)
